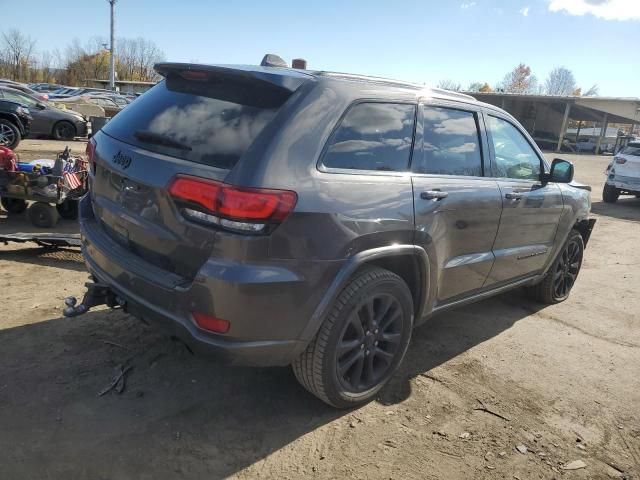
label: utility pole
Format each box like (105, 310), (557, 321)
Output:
(108, 0), (117, 91)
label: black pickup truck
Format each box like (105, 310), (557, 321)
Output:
(0, 99), (32, 149)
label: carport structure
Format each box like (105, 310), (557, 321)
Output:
(470, 92), (640, 153)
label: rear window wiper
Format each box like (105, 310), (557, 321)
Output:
(134, 130), (192, 151)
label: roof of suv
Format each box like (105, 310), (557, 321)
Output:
(154, 62), (483, 106)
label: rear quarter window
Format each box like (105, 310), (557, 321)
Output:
(102, 77), (288, 170)
(321, 102), (416, 172)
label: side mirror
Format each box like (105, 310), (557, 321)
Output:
(546, 158), (574, 183)
(36, 102), (47, 110)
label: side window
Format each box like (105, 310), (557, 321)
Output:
(413, 106), (483, 176)
(322, 102), (415, 172)
(487, 115), (541, 181)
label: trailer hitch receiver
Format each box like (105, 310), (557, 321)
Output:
(63, 279), (123, 317)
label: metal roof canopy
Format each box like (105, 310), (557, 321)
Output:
(471, 92), (640, 125)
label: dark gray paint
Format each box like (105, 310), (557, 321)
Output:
(79, 65), (593, 366)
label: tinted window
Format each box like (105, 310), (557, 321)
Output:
(1, 89), (37, 107)
(488, 115), (541, 180)
(322, 102), (415, 171)
(102, 77), (288, 170)
(621, 144), (640, 156)
(413, 107), (482, 176)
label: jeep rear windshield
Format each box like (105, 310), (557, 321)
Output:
(102, 75), (290, 170)
(621, 144), (640, 156)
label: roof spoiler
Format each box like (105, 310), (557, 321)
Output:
(154, 62), (311, 92)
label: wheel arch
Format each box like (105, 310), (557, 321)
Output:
(0, 113), (23, 134)
(299, 245), (432, 344)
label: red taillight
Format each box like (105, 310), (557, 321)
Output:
(192, 312), (230, 334)
(180, 70), (209, 81)
(86, 137), (96, 160)
(615, 157), (627, 164)
(168, 175), (297, 233)
(86, 137), (97, 174)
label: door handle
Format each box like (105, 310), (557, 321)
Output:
(421, 190), (448, 200)
(505, 192), (523, 201)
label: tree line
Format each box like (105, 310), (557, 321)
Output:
(0, 28), (165, 85)
(438, 64), (599, 97)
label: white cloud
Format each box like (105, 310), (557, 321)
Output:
(460, 2), (476, 9)
(548, 0), (640, 21)
(520, 6), (530, 16)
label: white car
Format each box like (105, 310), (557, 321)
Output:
(603, 141), (640, 202)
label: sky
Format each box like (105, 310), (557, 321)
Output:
(3, 0), (640, 97)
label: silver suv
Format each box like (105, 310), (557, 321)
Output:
(68, 62), (595, 408)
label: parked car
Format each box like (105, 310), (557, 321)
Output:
(576, 137), (596, 152)
(29, 83), (63, 93)
(0, 86), (87, 140)
(83, 95), (122, 117)
(0, 99), (31, 149)
(603, 141), (640, 202)
(69, 62), (595, 408)
(0, 81), (48, 102)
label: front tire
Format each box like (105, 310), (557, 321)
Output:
(0, 119), (21, 149)
(293, 266), (414, 409)
(526, 230), (584, 304)
(602, 184), (619, 203)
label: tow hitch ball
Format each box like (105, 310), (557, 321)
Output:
(63, 279), (124, 317)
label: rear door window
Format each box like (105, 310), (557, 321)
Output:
(413, 106), (483, 176)
(321, 102), (416, 172)
(102, 77), (289, 170)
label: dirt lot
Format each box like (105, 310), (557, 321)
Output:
(1, 140), (638, 479)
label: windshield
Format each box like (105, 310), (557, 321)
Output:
(621, 145), (640, 156)
(102, 77), (288, 170)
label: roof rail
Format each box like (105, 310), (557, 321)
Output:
(430, 87), (476, 101)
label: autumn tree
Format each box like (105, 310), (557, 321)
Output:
(501, 63), (538, 94)
(584, 84), (599, 96)
(545, 67), (577, 96)
(468, 82), (492, 92)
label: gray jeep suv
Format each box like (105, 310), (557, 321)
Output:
(70, 62), (595, 408)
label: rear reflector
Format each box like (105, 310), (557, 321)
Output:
(193, 312), (230, 334)
(86, 137), (97, 175)
(168, 175), (297, 233)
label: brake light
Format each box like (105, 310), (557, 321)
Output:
(168, 175), (297, 233)
(86, 137), (97, 174)
(180, 70), (209, 81)
(615, 156), (627, 164)
(192, 312), (230, 334)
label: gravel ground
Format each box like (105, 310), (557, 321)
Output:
(0, 140), (638, 479)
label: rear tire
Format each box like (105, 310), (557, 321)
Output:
(28, 202), (59, 228)
(0, 119), (21, 149)
(526, 230), (584, 304)
(56, 199), (78, 220)
(52, 121), (76, 141)
(1, 197), (27, 214)
(602, 184), (619, 203)
(293, 266), (414, 408)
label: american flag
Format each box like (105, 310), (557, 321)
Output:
(63, 160), (82, 190)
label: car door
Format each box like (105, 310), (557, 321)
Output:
(412, 103), (503, 304)
(0, 89), (47, 135)
(483, 112), (563, 286)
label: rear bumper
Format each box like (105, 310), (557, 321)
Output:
(607, 174), (640, 192)
(78, 195), (339, 366)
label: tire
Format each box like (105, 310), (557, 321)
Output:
(1, 197), (27, 214)
(28, 202), (59, 228)
(293, 266), (414, 409)
(52, 121), (76, 141)
(602, 184), (619, 203)
(526, 230), (584, 305)
(0, 119), (21, 149)
(56, 199), (78, 220)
